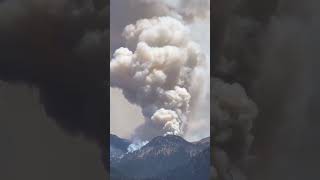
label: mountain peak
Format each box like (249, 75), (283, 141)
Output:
(145, 135), (189, 147)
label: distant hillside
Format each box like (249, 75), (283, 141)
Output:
(110, 134), (210, 180)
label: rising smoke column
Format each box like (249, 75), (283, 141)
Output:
(110, 16), (206, 140)
(110, 0), (210, 141)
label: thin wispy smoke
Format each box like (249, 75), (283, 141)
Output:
(127, 140), (149, 153)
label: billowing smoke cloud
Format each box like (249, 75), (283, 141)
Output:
(213, 0), (320, 179)
(0, 0), (108, 172)
(110, 0), (210, 142)
(111, 16), (207, 140)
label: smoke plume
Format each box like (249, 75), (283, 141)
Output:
(110, 0), (210, 142)
(127, 140), (149, 153)
(110, 16), (207, 140)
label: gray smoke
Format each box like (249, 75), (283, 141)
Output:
(110, 16), (206, 139)
(212, 0), (320, 179)
(110, 0), (210, 141)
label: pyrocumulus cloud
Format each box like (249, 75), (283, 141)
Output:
(111, 16), (206, 139)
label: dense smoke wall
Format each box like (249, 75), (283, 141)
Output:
(0, 0), (108, 171)
(212, 0), (320, 179)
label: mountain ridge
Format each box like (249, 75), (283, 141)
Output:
(110, 134), (210, 180)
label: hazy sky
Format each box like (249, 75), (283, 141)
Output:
(110, 88), (144, 138)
